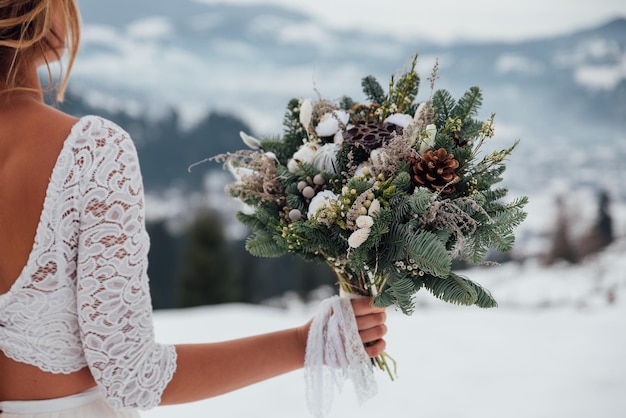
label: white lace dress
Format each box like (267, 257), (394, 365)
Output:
(0, 116), (177, 413)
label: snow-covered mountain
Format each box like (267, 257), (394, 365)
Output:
(71, 2), (625, 197)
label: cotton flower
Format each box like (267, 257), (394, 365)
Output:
(315, 110), (349, 137)
(288, 143), (320, 173)
(368, 199), (381, 216)
(239, 131), (262, 149)
(384, 113), (413, 129)
(307, 190), (338, 219)
(348, 228), (371, 249)
(356, 215), (374, 229)
(287, 159), (299, 173)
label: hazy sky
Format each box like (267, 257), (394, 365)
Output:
(195, 0), (626, 43)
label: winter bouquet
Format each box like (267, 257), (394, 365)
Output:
(213, 55), (527, 388)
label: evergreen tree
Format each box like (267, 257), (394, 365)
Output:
(595, 190), (614, 247)
(179, 210), (240, 307)
(545, 196), (578, 264)
(146, 220), (182, 309)
(578, 189), (614, 258)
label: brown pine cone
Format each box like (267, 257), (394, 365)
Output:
(412, 148), (461, 194)
(343, 121), (403, 150)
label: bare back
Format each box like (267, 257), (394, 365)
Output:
(0, 97), (96, 401)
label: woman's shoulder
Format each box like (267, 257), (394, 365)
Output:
(68, 114), (131, 142)
(66, 115), (136, 153)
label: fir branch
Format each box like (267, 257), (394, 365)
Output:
(374, 270), (421, 314)
(235, 212), (266, 232)
(245, 233), (288, 258)
(432, 89), (456, 127)
(452, 86), (483, 122)
(422, 274), (478, 306)
(396, 229), (452, 278)
(448, 273), (497, 308)
(361, 75), (386, 105)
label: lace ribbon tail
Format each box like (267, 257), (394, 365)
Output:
(304, 296), (378, 417)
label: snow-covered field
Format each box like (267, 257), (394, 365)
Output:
(144, 239), (626, 418)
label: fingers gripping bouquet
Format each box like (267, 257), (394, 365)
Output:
(215, 55), (527, 413)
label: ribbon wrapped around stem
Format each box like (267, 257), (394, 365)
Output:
(304, 295), (378, 417)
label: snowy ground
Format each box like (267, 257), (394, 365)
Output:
(144, 239), (626, 418)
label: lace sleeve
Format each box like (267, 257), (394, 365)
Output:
(75, 117), (177, 410)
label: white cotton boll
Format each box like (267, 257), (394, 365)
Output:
(315, 110), (349, 137)
(239, 131), (262, 149)
(290, 143), (320, 170)
(307, 190), (338, 218)
(300, 98), (313, 129)
(287, 159), (299, 173)
(356, 215), (374, 229)
(368, 199), (381, 216)
(348, 228), (371, 249)
(384, 113), (413, 129)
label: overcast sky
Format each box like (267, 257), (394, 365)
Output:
(194, 0), (626, 43)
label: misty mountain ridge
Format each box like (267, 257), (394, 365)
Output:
(66, 2), (625, 204)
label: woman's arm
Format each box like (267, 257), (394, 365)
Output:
(160, 298), (387, 405)
(74, 117), (387, 409)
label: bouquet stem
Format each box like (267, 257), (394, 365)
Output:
(374, 352), (397, 381)
(336, 269), (398, 381)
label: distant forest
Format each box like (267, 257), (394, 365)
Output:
(57, 90), (337, 309)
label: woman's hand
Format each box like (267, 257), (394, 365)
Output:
(351, 297), (387, 358)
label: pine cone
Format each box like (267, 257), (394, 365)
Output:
(412, 148), (460, 194)
(343, 121), (402, 150)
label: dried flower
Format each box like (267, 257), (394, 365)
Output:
(348, 228), (371, 248)
(300, 98), (313, 131)
(313, 143), (341, 174)
(356, 215), (374, 229)
(414, 101), (434, 127)
(368, 199), (381, 216)
(240, 131), (262, 149)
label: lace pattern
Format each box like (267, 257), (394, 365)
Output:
(0, 116), (177, 410)
(304, 295), (378, 417)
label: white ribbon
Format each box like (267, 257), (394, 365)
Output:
(304, 295), (378, 417)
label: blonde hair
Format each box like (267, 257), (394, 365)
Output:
(0, 0), (81, 101)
